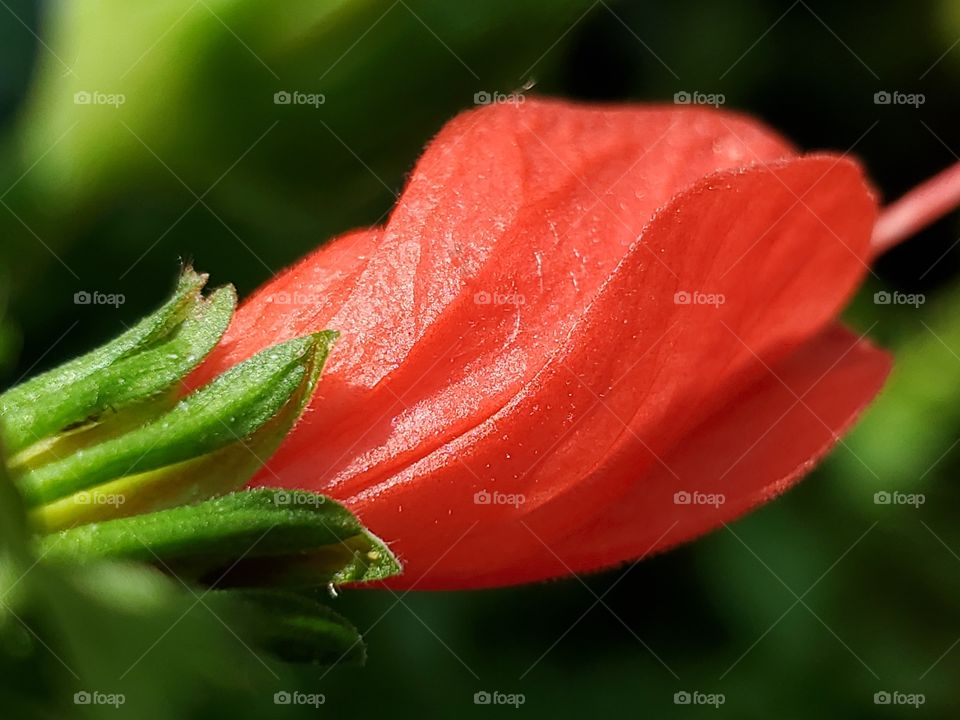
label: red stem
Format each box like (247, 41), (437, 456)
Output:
(872, 161), (960, 256)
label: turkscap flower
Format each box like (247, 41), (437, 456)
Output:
(193, 98), (956, 589)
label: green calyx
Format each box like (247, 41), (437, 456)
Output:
(0, 266), (402, 592)
(40, 488), (400, 587)
(19, 332), (335, 522)
(1, 268), (227, 456)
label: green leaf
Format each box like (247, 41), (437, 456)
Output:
(17, 332), (335, 511)
(39, 488), (401, 587)
(0, 267), (223, 455)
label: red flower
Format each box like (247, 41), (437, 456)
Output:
(196, 98), (901, 589)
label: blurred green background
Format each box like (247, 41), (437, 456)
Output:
(2, 0), (960, 717)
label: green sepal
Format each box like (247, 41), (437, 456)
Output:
(0, 267), (230, 456)
(38, 488), (402, 587)
(21, 332), (336, 526)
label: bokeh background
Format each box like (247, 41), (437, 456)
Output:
(2, 0), (960, 717)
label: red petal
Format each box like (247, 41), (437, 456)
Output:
(446, 324), (890, 588)
(348, 155), (877, 588)
(192, 100), (884, 590)
(199, 99), (795, 496)
(190, 227), (380, 389)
